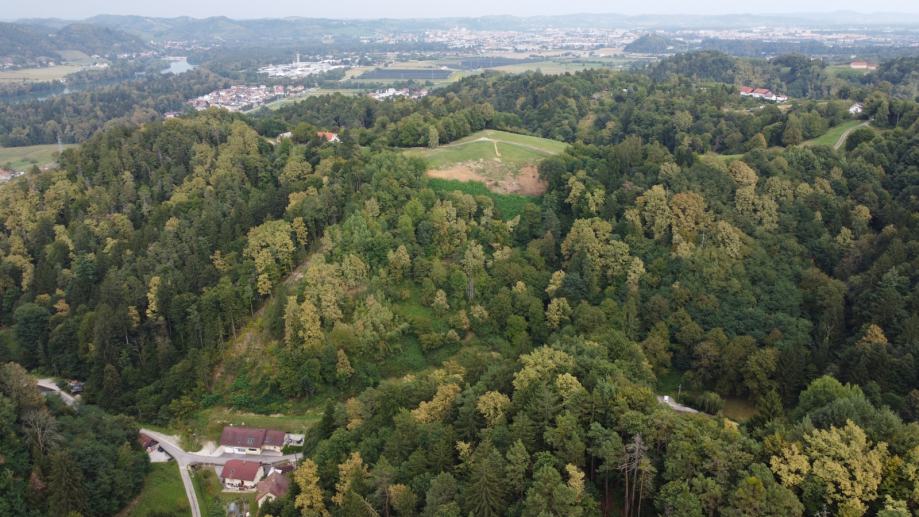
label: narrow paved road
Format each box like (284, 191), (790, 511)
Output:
(657, 395), (700, 414)
(36, 378), (79, 407)
(141, 428), (302, 517)
(834, 121), (869, 150)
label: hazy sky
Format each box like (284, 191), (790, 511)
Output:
(8, 0), (919, 20)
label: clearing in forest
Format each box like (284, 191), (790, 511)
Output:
(406, 129), (567, 197)
(0, 144), (76, 171)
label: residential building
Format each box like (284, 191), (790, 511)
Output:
(221, 459), (264, 490)
(317, 131), (340, 143)
(219, 426), (286, 455)
(849, 102), (864, 114)
(739, 86), (787, 102)
(256, 472), (291, 507)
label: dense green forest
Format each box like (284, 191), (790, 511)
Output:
(1, 60), (918, 516)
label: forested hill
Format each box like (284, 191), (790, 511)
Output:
(1, 68), (918, 516)
(0, 22), (148, 64)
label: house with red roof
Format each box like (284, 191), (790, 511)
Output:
(219, 426), (287, 455)
(317, 131), (340, 143)
(221, 459), (264, 490)
(739, 86), (787, 103)
(256, 472), (291, 507)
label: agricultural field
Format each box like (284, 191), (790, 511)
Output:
(0, 64), (84, 83)
(358, 68), (454, 80)
(405, 129), (567, 216)
(490, 59), (617, 74)
(121, 463), (189, 517)
(0, 144), (76, 171)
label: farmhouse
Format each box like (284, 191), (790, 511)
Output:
(849, 102), (864, 115)
(317, 131), (340, 143)
(256, 472), (291, 507)
(221, 459), (264, 490)
(739, 86), (788, 103)
(850, 61), (878, 70)
(219, 426), (286, 455)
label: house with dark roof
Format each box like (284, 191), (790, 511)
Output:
(221, 459), (264, 490)
(219, 426), (286, 455)
(256, 472), (291, 506)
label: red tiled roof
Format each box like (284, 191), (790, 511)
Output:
(222, 460), (262, 481)
(256, 472), (290, 500)
(739, 86), (754, 93)
(264, 430), (286, 447)
(317, 131), (338, 141)
(220, 426), (266, 448)
(138, 433), (157, 449)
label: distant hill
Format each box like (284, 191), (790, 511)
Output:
(20, 12), (919, 47)
(624, 33), (685, 54)
(0, 22), (148, 65)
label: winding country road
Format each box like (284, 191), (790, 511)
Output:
(140, 428), (302, 517)
(833, 121), (870, 150)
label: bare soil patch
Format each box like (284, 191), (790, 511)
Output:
(427, 162), (547, 196)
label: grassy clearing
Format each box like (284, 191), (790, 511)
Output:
(722, 397), (759, 423)
(122, 463), (189, 517)
(804, 119), (864, 148)
(0, 144), (76, 171)
(406, 130), (565, 217)
(428, 178), (535, 219)
(0, 65), (83, 83)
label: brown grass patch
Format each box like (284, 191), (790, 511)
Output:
(427, 162), (547, 196)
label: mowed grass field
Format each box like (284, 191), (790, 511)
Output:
(0, 144), (76, 170)
(0, 65), (83, 83)
(804, 119), (865, 148)
(408, 129), (567, 167)
(121, 463), (189, 517)
(405, 129), (567, 218)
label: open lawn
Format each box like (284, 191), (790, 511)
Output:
(406, 130), (566, 217)
(0, 144), (76, 171)
(120, 463), (189, 517)
(804, 119), (864, 147)
(0, 65), (83, 83)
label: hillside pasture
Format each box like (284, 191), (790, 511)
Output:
(408, 129), (566, 193)
(804, 119), (865, 148)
